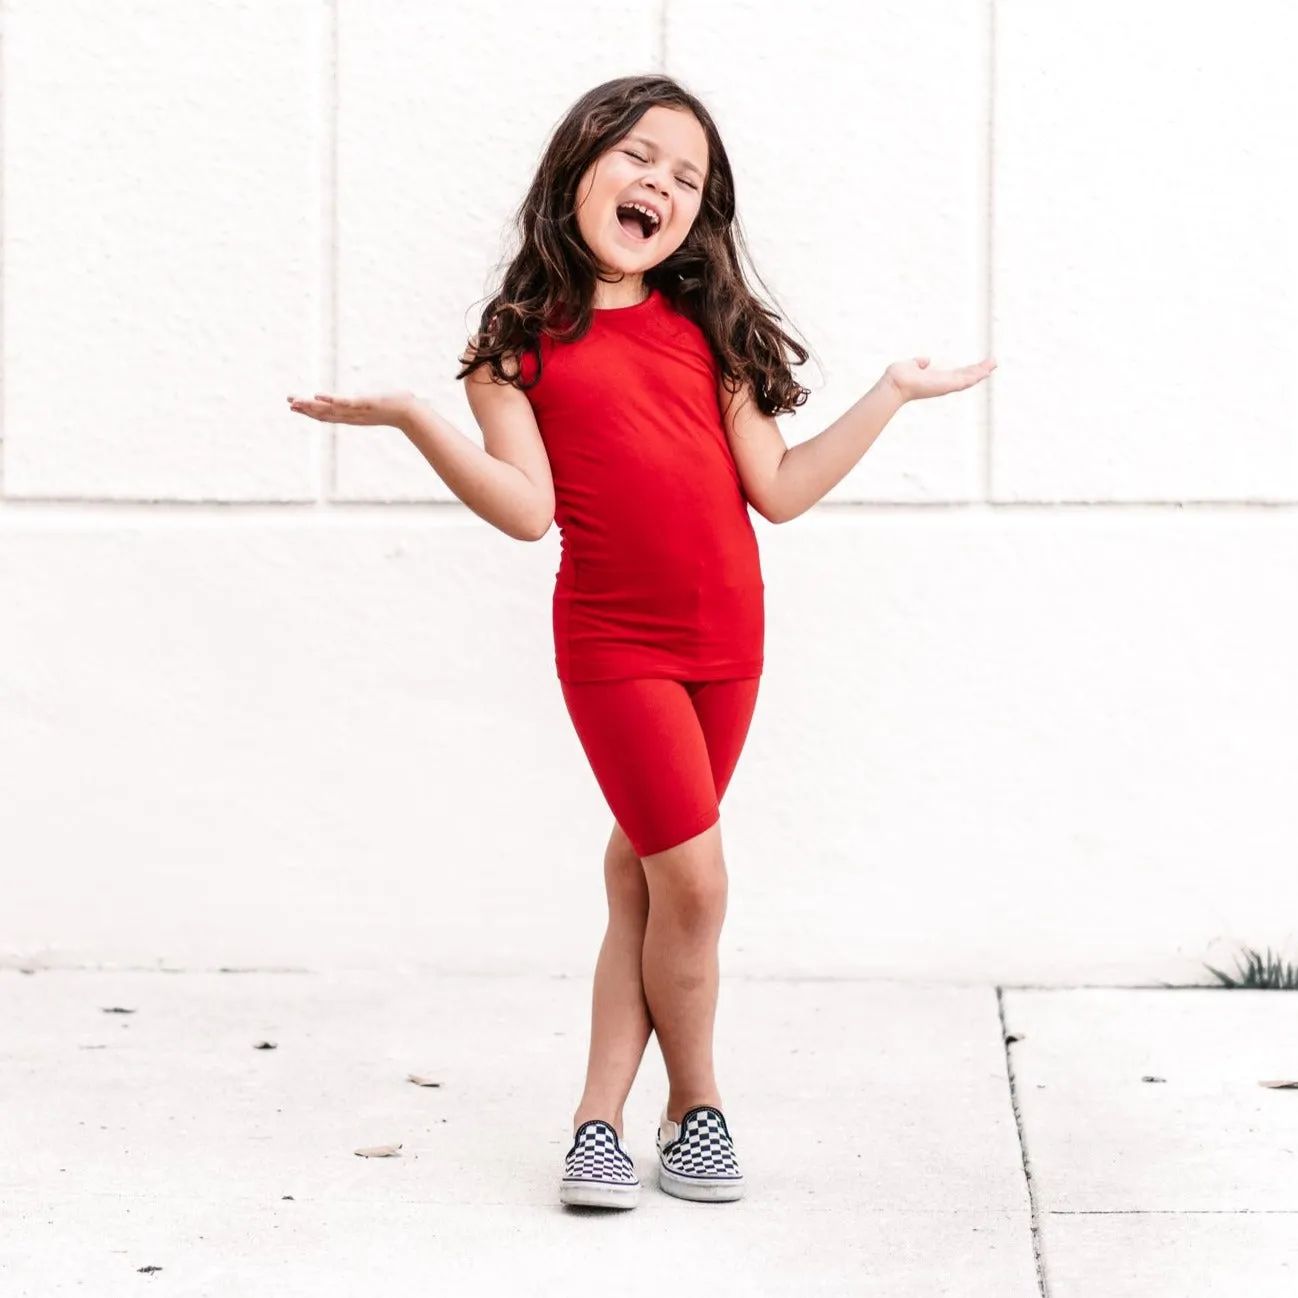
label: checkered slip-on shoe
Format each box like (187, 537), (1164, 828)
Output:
(656, 1104), (746, 1202)
(559, 1119), (640, 1209)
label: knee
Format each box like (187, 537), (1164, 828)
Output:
(657, 871), (728, 934)
(643, 829), (728, 930)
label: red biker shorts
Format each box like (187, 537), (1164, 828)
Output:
(559, 677), (761, 859)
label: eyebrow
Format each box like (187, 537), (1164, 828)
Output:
(625, 134), (705, 179)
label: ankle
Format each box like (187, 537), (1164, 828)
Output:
(666, 1093), (723, 1124)
(573, 1108), (624, 1139)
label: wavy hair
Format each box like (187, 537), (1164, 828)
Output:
(455, 74), (812, 417)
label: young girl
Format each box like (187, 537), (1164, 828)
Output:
(288, 74), (994, 1211)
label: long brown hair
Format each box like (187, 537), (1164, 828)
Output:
(455, 74), (812, 417)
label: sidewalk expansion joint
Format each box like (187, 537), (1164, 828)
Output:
(997, 986), (1050, 1298)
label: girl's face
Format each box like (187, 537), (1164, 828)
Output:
(574, 105), (709, 279)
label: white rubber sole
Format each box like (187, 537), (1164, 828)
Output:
(559, 1177), (640, 1210)
(657, 1163), (746, 1202)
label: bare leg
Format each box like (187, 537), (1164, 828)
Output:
(572, 823), (654, 1140)
(639, 820), (727, 1123)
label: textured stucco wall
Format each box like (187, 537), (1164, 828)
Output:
(2, 0), (1295, 981)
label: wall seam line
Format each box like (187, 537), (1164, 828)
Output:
(0, 0), (7, 505)
(322, 0), (340, 505)
(983, 0), (997, 505)
(0, 498), (1295, 519)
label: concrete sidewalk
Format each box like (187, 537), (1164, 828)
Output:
(1, 969), (1294, 1296)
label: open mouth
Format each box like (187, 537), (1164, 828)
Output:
(615, 202), (662, 242)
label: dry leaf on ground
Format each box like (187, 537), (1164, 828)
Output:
(407, 1075), (442, 1087)
(354, 1144), (403, 1158)
(1259, 1080), (1298, 1089)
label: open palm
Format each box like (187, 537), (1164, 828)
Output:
(886, 356), (996, 402)
(286, 390), (415, 427)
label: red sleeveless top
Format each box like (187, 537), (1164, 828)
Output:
(518, 287), (764, 683)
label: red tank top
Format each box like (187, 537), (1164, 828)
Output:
(519, 287), (764, 683)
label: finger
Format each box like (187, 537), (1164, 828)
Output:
(292, 402), (335, 420)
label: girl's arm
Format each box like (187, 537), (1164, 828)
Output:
(720, 374), (904, 524)
(720, 356), (994, 523)
(398, 348), (555, 542)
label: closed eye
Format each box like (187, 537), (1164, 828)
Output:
(622, 149), (699, 190)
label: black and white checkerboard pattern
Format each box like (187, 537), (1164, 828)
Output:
(563, 1120), (639, 1187)
(658, 1106), (743, 1180)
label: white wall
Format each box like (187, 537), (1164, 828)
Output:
(3, 0), (1296, 983)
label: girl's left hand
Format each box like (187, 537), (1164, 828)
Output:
(286, 389), (416, 428)
(884, 356), (996, 403)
